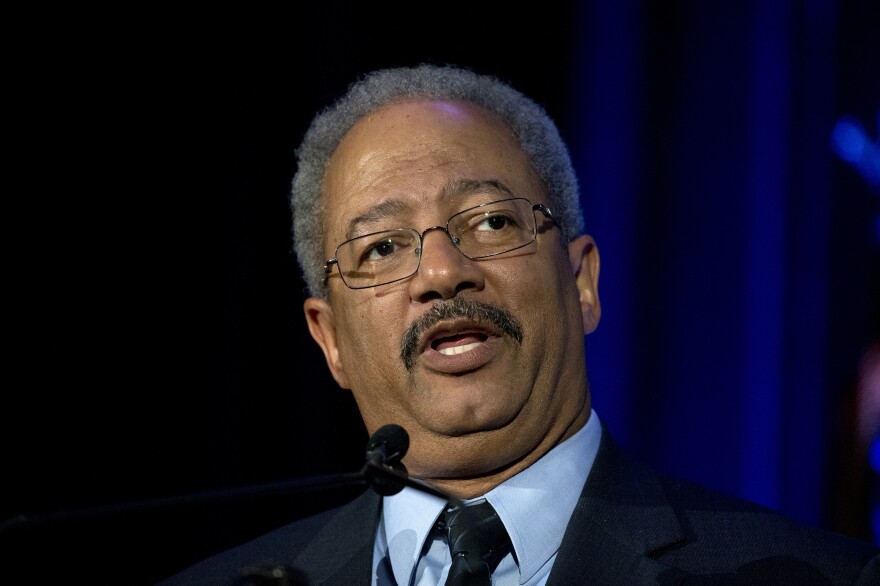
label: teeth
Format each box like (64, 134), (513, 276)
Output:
(438, 341), (482, 356)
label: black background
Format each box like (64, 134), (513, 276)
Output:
(6, 5), (584, 585)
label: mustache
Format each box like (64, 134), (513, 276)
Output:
(400, 298), (524, 371)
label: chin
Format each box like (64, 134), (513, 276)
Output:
(410, 418), (531, 473)
(419, 403), (522, 438)
(410, 441), (521, 480)
(414, 378), (530, 429)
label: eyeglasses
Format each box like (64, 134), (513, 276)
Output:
(324, 197), (556, 289)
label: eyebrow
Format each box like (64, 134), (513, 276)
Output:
(345, 198), (413, 239)
(344, 178), (515, 239)
(439, 178), (514, 199)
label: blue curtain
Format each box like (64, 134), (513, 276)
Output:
(570, 0), (878, 540)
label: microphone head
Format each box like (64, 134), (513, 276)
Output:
(364, 424), (410, 496)
(366, 423), (409, 465)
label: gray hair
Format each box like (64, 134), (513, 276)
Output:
(291, 64), (584, 298)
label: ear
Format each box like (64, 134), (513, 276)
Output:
(567, 234), (601, 335)
(303, 297), (351, 389)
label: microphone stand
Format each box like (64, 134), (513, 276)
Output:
(2, 450), (460, 536)
(3, 424), (462, 586)
(1, 471), (366, 535)
(361, 460), (463, 509)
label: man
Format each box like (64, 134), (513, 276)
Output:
(160, 64), (879, 585)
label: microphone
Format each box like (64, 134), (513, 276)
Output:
(234, 425), (460, 585)
(363, 424), (410, 496)
(365, 423), (409, 468)
(361, 424), (462, 508)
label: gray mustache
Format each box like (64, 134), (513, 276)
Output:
(400, 298), (524, 371)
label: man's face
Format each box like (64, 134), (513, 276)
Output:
(304, 99), (599, 491)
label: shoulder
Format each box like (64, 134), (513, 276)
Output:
(571, 426), (880, 584)
(658, 472), (879, 583)
(155, 489), (381, 586)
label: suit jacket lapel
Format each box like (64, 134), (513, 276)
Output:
(548, 425), (688, 585)
(291, 489), (382, 585)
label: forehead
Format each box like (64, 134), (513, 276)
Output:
(320, 99), (544, 244)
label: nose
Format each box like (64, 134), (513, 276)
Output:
(408, 227), (484, 302)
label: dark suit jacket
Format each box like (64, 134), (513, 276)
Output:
(157, 427), (880, 585)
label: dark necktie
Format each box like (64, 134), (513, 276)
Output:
(443, 501), (512, 586)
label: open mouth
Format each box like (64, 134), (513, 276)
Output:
(415, 324), (499, 374)
(400, 299), (523, 372)
(431, 332), (489, 356)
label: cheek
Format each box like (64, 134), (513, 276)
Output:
(333, 297), (415, 432)
(335, 298), (406, 380)
(515, 247), (580, 338)
(505, 243), (573, 299)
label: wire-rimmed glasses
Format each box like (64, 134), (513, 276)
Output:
(324, 197), (556, 289)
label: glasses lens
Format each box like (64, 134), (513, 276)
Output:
(335, 229), (421, 288)
(450, 198), (537, 258)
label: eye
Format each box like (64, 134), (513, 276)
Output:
(364, 238), (398, 260)
(475, 214), (511, 231)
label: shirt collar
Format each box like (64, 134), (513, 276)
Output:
(382, 482), (447, 585)
(381, 409), (602, 585)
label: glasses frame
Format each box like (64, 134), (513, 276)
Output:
(323, 197), (556, 290)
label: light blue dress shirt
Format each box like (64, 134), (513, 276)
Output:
(372, 409), (602, 585)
